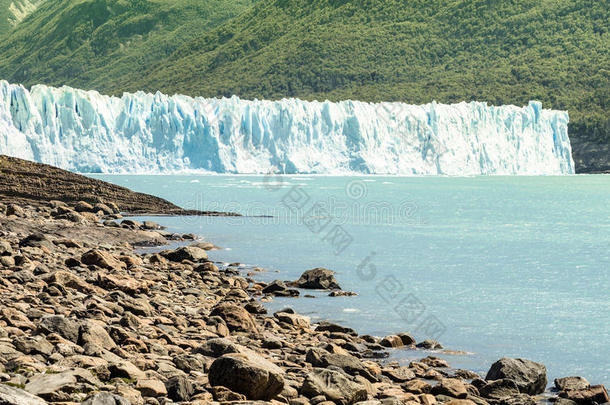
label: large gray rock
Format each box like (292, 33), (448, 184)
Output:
(292, 268), (341, 290)
(479, 379), (521, 399)
(38, 315), (80, 343)
(0, 384), (47, 405)
(301, 368), (367, 405)
(25, 369), (100, 402)
(208, 352), (285, 400)
(82, 392), (130, 405)
(194, 337), (242, 357)
(161, 246), (208, 262)
(554, 377), (590, 391)
(485, 358), (547, 395)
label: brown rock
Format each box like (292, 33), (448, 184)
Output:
(136, 379), (167, 398)
(554, 376), (590, 391)
(208, 352), (285, 400)
(485, 358), (547, 395)
(81, 249), (125, 270)
(380, 335), (404, 348)
(210, 303), (258, 333)
(291, 268), (341, 290)
(431, 379), (468, 399)
(560, 385), (609, 404)
(301, 368), (367, 405)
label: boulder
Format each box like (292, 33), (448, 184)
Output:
(136, 379), (167, 397)
(210, 303), (258, 333)
(263, 280), (300, 296)
(301, 368), (367, 405)
(75, 201), (95, 212)
(0, 240), (12, 255)
(479, 379), (520, 399)
(44, 270), (97, 294)
(315, 321), (357, 336)
(13, 336), (54, 356)
(306, 348), (377, 382)
(431, 379), (468, 399)
(560, 385), (609, 404)
(380, 335), (403, 348)
(25, 369), (93, 401)
(194, 337), (243, 357)
(381, 367), (416, 382)
(0, 384), (47, 405)
(208, 352), (285, 400)
(292, 268), (341, 290)
(274, 312), (310, 329)
(6, 204), (25, 217)
(165, 375), (194, 401)
(39, 315), (80, 343)
(398, 333), (416, 345)
(161, 246), (208, 262)
(403, 379), (432, 394)
(81, 249), (124, 270)
(82, 392), (130, 405)
(485, 358), (547, 395)
(554, 377), (590, 391)
(416, 339), (443, 349)
(79, 320), (116, 349)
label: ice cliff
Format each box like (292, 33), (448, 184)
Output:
(0, 80), (574, 175)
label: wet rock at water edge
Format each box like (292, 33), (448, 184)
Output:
(485, 358), (547, 395)
(290, 267), (342, 290)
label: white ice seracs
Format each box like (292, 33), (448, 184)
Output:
(0, 80), (574, 175)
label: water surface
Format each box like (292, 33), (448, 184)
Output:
(93, 174), (610, 384)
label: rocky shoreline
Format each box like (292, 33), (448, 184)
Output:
(0, 190), (608, 404)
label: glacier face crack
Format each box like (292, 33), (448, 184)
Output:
(0, 81), (574, 175)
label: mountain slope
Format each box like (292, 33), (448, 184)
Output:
(0, 0), (257, 91)
(140, 0), (609, 145)
(0, 0), (608, 172)
(0, 0), (45, 35)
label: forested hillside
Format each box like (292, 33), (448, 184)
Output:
(0, 0), (608, 171)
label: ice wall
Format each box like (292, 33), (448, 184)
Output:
(0, 80), (574, 175)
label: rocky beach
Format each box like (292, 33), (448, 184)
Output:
(0, 156), (608, 405)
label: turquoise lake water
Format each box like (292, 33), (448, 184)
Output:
(93, 174), (610, 384)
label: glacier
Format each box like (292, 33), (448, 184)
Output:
(0, 80), (574, 175)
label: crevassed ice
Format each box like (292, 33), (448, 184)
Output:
(0, 80), (574, 175)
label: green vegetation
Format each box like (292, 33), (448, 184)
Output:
(0, 0), (46, 35)
(0, 0), (608, 150)
(0, 0), (257, 91)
